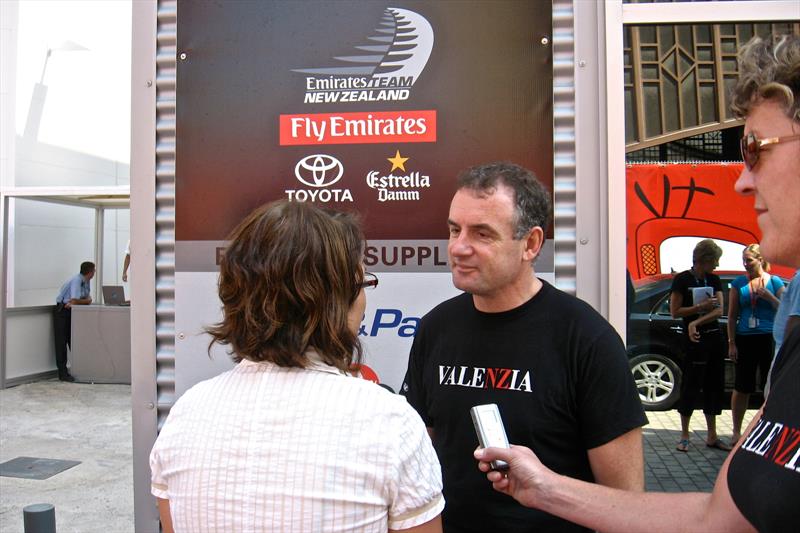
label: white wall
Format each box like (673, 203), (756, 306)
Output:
(14, 0), (132, 166)
(5, 306), (56, 379)
(0, 1), (18, 190)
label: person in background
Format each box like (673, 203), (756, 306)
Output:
(727, 244), (784, 444)
(150, 200), (443, 533)
(121, 240), (131, 301)
(670, 239), (730, 452)
(53, 261), (95, 382)
(765, 269), (800, 396)
(626, 269), (635, 322)
(122, 240), (130, 283)
(402, 161), (646, 533)
(475, 33), (800, 533)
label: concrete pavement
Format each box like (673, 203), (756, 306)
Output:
(0, 380), (756, 532)
(0, 381), (134, 533)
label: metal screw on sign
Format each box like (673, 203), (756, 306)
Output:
(179, 52), (187, 60)
(541, 36), (549, 46)
(23, 503), (56, 533)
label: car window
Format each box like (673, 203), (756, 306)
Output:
(659, 237), (745, 273)
(656, 294), (671, 316)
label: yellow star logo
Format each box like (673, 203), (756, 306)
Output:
(387, 150), (409, 172)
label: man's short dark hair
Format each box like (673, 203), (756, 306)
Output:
(457, 161), (552, 240)
(80, 261), (95, 275)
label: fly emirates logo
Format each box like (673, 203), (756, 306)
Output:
(279, 110), (436, 146)
(439, 365), (533, 393)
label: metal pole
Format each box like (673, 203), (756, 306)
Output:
(0, 195), (8, 389)
(23, 503), (56, 533)
(95, 206), (103, 303)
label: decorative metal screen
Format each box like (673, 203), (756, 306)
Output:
(624, 21), (800, 151)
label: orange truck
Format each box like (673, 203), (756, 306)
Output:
(626, 163), (794, 281)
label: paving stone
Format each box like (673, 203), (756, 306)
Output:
(642, 409), (756, 494)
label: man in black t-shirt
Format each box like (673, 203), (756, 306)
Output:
(401, 162), (647, 533)
(669, 239), (731, 454)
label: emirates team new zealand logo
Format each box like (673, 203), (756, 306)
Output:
(293, 7), (434, 104)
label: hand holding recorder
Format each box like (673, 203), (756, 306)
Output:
(473, 445), (558, 510)
(470, 403), (510, 471)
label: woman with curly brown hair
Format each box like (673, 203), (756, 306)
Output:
(150, 200), (443, 533)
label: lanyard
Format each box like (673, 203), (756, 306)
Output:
(748, 276), (765, 313)
(691, 268), (706, 287)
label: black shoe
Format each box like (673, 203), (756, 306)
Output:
(59, 374), (76, 382)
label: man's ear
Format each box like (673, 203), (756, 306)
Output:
(522, 227), (545, 262)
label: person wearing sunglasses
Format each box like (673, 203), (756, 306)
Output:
(150, 200), (443, 533)
(475, 34), (800, 532)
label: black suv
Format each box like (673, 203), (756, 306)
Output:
(626, 271), (783, 411)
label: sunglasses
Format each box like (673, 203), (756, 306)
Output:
(359, 272), (379, 290)
(740, 132), (800, 171)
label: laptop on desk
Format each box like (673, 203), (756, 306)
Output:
(102, 286), (129, 306)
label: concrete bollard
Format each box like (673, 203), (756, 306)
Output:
(23, 503), (56, 533)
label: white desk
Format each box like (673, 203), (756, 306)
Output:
(70, 305), (131, 384)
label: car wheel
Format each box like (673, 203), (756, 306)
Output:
(629, 353), (682, 411)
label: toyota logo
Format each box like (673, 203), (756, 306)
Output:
(294, 155), (344, 188)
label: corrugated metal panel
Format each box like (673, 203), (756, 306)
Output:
(552, 0), (577, 294)
(155, 0), (176, 428)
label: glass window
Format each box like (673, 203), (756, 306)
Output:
(12, 199), (96, 307)
(639, 25), (657, 44)
(624, 21), (799, 414)
(102, 209), (131, 293)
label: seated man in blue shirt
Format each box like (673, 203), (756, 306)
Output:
(54, 261), (95, 382)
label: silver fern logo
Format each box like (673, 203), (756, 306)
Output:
(293, 7), (434, 104)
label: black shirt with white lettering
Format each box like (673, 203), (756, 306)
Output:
(728, 326), (800, 531)
(402, 280), (647, 533)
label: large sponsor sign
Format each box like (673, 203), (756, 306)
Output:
(175, 1), (554, 389)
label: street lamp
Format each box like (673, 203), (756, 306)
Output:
(39, 40), (90, 84)
(23, 40), (89, 140)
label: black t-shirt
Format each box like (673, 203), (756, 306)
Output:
(401, 280), (648, 533)
(728, 326), (800, 532)
(670, 270), (723, 333)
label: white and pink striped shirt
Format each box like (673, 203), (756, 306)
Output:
(150, 354), (444, 532)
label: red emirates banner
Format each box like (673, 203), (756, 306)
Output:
(280, 110), (437, 146)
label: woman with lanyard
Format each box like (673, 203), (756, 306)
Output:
(727, 244), (784, 445)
